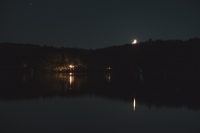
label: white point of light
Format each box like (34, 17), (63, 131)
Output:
(132, 39), (138, 45)
(133, 98), (136, 111)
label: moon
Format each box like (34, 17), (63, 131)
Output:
(132, 39), (138, 45)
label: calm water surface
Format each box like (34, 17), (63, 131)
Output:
(0, 70), (200, 133)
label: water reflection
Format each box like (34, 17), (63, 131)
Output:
(1, 70), (200, 133)
(69, 73), (75, 87)
(49, 72), (85, 90)
(1, 70), (200, 111)
(133, 97), (136, 111)
(105, 73), (111, 82)
(1, 96), (200, 133)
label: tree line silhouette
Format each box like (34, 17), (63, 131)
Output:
(0, 38), (200, 81)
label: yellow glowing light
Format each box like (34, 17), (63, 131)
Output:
(69, 64), (75, 69)
(132, 39), (138, 45)
(69, 75), (75, 86)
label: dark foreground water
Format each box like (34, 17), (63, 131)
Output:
(0, 70), (200, 133)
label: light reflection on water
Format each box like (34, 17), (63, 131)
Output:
(48, 72), (86, 90)
(133, 97), (136, 111)
(0, 96), (200, 133)
(0, 71), (200, 133)
(105, 73), (111, 82)
(69, 74), (75, 86)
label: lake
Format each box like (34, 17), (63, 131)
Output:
(0, 70), (200, 133)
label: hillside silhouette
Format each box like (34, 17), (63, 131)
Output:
(0, 38), (200, 82)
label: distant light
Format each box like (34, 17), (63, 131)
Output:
(107, 66), (112, 70)
(68, 64), (75, 69)
(132, 39), (138, 45)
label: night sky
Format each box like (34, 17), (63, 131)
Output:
(1, 0), (200, 48)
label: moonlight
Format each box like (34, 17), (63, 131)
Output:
(131, 39), (138, 45)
